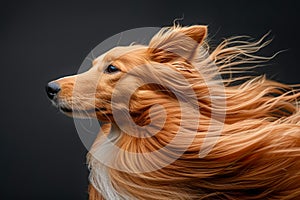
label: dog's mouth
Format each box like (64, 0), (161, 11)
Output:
(59, 106), (105, 113)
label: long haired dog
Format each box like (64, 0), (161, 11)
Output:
(46, 25), (300, 199)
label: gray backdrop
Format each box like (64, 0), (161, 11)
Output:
(1, 0), (299, 199)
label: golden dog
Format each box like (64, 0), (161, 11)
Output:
(46, 25), (300, 199)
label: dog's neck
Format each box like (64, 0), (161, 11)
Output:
(89, 96), (200, 199)
(88, 123), (129, 200)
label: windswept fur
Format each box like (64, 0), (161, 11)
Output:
(48, 25), (300, 199)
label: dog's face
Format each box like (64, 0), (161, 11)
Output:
(46, 26), (207, 122)
(46, 46), (149, 121)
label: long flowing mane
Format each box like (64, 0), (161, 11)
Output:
(88, 25), (300, 200)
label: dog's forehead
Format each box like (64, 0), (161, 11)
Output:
(92, 45), (147, 71)
(100, 46), (145, 62)
(105, 45), (145, 61)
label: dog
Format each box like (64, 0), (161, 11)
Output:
(46, 25), (300, 199)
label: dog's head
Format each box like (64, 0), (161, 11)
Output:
(46, 25), (208, 123)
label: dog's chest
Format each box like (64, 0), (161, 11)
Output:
(90, 165), (125, 200)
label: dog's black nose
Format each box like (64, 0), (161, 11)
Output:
(46, 82), (61, 100)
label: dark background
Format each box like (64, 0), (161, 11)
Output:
(1, 0), (299, 199)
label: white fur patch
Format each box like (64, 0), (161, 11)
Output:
(89, 165), (125, 200)
(88, 124), (132, 200)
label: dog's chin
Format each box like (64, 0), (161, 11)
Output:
(58, 106), (100, 119)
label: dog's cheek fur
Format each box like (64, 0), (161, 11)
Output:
(93, 78), (120, 121)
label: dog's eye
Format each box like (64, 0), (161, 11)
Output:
(104, 64), (120, 74)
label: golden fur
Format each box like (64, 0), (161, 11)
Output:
(51, 25), (300, 199)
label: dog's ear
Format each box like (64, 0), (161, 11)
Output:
(148, 25), (207, 62)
